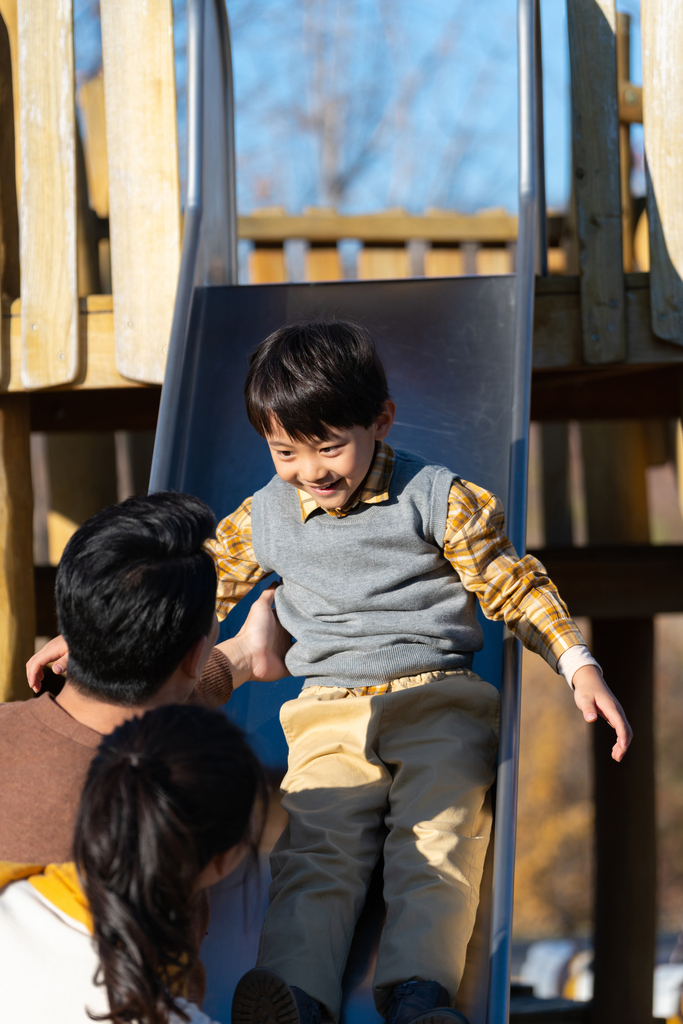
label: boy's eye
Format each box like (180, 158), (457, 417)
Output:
(275, 450), (293, 458)
(321, 445), (340, 454)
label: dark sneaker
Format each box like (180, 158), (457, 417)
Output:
(384, 980), (469, 1024)
(232, 968), (322, 1024)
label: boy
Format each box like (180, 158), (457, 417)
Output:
(212, 320), (630, 1024)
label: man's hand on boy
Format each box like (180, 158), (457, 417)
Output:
(216, 582), (292, 688)
(26, 635), (69, 693)
(572, 665), (632, 762)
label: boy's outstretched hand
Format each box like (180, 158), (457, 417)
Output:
(572, 665), (632, 762)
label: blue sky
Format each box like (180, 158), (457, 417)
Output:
(73, 0), (643, 216)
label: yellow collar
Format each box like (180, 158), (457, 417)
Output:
(0, 861), (92, 933)
(297, 441), (395, 522)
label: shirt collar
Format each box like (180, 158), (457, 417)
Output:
(298, 441), (395, 522)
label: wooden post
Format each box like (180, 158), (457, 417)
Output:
(580, 421), (655, 1024)
(357, 245), (408, 280)
(0, 6), (19, 305)
(567, 0), (625, 364)
(45, 433), (118, 565)
(642, 1), (683, 345)
(616, 13), (633, 273)
(0, 394), (34, 701)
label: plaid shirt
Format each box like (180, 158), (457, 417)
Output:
(207, 442), (584, 688)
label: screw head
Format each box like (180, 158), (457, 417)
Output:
(658, 311), (667, 320)
(56, 352), (65, 361)
(126, 320), (134, 328)
(29, 322), (37, 331)
(591, 332), (600, 342)
(608, 298), (617, 309)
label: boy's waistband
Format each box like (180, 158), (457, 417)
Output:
(303, 666), (485, 698)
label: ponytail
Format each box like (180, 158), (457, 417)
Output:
(73, 704), (265, 1024)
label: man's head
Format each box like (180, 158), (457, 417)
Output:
(56, 492), (218, 707)
(245, 319), (395, 509)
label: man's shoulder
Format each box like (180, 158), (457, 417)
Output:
(0, 693), (101, 750)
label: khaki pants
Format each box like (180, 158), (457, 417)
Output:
(257, 669), (500, 1021)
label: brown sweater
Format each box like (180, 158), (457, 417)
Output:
(0, 649), (233, 863)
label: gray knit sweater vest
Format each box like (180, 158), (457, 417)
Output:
(251, 449), (484, 687)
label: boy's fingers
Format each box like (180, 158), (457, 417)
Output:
(574, 691), (598, 723)
(597, 698), (632, 761)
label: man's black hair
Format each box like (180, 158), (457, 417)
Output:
(56, 492), (217, 707)
(244, 319), (390, 441)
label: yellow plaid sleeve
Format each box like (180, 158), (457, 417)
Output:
(443, 479), (585, 671)
(206, 497), (270, 621)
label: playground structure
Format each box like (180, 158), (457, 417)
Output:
(1, 1), (683, 1022)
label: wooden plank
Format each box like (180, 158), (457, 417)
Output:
(357, 246), (408, 280)
(249, 247), (286, 284)
(567, 0), (625, 363)
(76, 73), (108, 218)
(642, 1), (683, 344)
(531, 365), (683, 421)
(100, 0), (180, 384)
(424, 247), (465, 277)
(18, 0), (79, 388)
(0, 393), (34, 701)
(45, 432), (117, 564)
(539, 424), (573, 546)
(0, 0), (20, 198)
(238, 211), (518, 245)
(305, 246), (341, 282)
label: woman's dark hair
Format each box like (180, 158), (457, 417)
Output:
(57, 492), (217, 706)
(244, 319), (390, 441)
(74, 704), (265, 1024)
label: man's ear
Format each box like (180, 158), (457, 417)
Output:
(374, 400), (396, 440)
(179, 635), (208, 681)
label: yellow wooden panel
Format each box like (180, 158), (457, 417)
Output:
(305, 247), (341, 282)
(424, 248), (464, 277)
(77, 72), (108, 218)
(476, 248), (512, 275)
(100, 0), (180, 384)
(567, 0), (625, 363)
(633, 210), (649, 273)
(642, 0), (683, 343)
(249, 248), (286, 283)
(357, 247), (408, 280)
(18, 0), (79, 388)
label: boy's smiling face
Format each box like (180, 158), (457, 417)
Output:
(265, 402), (395, 510)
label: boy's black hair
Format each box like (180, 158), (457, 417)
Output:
(56, 492), (217, 707)
(244, 319), (390, 441)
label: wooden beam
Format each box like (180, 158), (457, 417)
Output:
(29, 386), (160, 433)
(567, 0), (625, 363)
(529, 544), (683, 616)
(0, 0), (20, 199)
(100, 0), (180, 384)
(18, 0), (79, 388)
(45, 433), (117, 564)
(0, 394), (34, 701)
(531, 365), (683, 421)
(642, 1), (683, 345)
(238, 211), (519, 245)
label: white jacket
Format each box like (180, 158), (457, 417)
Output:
(0, 877), (220, 1024)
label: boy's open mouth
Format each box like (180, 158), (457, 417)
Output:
(308, 479), (341, 495)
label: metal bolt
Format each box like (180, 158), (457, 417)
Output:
(126, 320), (133, 328)
(658, 311), (667, 320)
(29, 322), (37, 331)
(56, 352), (65, 361)
(592, 332), (600, 342)
(608, 298), (617, 309)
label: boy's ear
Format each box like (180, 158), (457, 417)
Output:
(374, 400), (396, 440)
